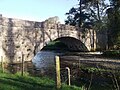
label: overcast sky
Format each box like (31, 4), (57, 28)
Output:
(0, 0), (78, 23)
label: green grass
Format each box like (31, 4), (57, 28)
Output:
(0, 71), (82, 90)
(41, 40), (69, 51)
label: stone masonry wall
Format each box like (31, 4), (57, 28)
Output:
(0, 14), (98, 62)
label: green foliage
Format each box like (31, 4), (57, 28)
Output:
(47, 41), (59, 45)
(81, 67), (107, 74)
(15, 71), (30, 76)
(107, 0), (120, 49)
(65, 0), (108, 31)
(61, 84), (84, 90)
(42, 40), (69, 51)
(103, 50), (120, 57)
(65, 0), (94, 29)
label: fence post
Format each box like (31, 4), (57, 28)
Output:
(66, 67), (71, 86)
(1, 56), (4, 73)
(21, 53), (24, 76)
(55, 56), (61, 89)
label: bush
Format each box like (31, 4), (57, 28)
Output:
(102, 50), (120, 58)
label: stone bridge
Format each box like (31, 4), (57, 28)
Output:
(0, 14), (97, 62)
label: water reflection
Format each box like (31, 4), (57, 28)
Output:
(32, 51), (120, 70)
(32, 51), (61, 70)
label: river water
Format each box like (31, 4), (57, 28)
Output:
(32, 51), (62, 69)
(32, 51), (120, 70)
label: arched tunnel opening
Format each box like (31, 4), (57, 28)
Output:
(41, 37), (88, 52)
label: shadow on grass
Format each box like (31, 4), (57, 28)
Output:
(0, 77), (55, 90)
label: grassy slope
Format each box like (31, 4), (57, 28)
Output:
(0, 71), (82, 90)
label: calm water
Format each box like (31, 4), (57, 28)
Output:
(32, 51), (62, 69)
(32, 51), (120, 70)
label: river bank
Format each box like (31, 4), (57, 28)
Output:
(0, 70), (83, 90)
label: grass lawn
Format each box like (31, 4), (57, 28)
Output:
(0, 71), (82, 90)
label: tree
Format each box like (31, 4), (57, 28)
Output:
(106, 0), (120, 49)
(65, 0), (93, 29)
(65, 0), (108, 29)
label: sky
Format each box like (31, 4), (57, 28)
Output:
(0, 0), (78, 24)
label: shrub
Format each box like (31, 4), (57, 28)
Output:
(102, 50), (120, 58)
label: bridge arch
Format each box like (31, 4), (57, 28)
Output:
(42, 37), (88, 52)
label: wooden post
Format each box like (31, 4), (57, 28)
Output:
(78, 57), (80, 68)
(66, 67), (71, 86)
(55, 56), (61, 89)
(21, 53), (24, 76)
(1, 56), (4, 73)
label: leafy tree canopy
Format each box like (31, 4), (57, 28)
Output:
(65, 0), (109, 31)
